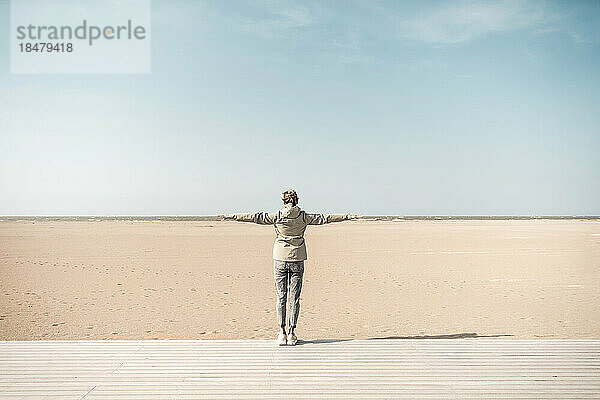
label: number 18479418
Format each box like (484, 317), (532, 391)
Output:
(19, 43), (73, 52)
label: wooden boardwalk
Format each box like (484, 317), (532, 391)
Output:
(0, 339), (598, 399)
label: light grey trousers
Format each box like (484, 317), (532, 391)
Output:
(273, 260), (304, 328)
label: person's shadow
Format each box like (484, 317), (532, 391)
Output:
(367, 332), (513, 340)
(295, 338), (354, 345)
(295, 332), (512, 345)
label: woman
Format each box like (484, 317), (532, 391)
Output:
(220, 190), (358, 346)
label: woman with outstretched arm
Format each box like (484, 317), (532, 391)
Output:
(219, 189), (359, 346)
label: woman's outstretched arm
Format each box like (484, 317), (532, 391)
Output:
(305, 213), (360, 225)
(219, 212), (278, 225)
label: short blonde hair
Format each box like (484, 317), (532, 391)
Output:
(282, 189), (298, 206)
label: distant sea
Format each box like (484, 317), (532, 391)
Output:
(0, 216), (598, 221)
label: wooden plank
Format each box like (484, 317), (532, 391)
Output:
(0, 339), (598, 399)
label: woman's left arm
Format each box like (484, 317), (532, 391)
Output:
(219, 212), (278, 225)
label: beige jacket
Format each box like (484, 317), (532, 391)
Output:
(226, 204), (350, 261)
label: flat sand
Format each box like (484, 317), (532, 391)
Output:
(1, 220), (599, 340)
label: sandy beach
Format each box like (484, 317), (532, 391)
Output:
(0, 219), (598, 340)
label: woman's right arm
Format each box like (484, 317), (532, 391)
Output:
(305, 213), (360, 225)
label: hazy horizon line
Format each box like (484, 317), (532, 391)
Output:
(1, 215), (599, 221)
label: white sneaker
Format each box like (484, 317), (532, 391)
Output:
(287, 332), (297, 346)
(277, 331), (287, 346)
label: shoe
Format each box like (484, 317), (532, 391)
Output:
(277, 331), (287, 346)
(287, 332), (297, 346)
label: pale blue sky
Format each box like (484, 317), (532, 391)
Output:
(1, 0), (599, 215)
